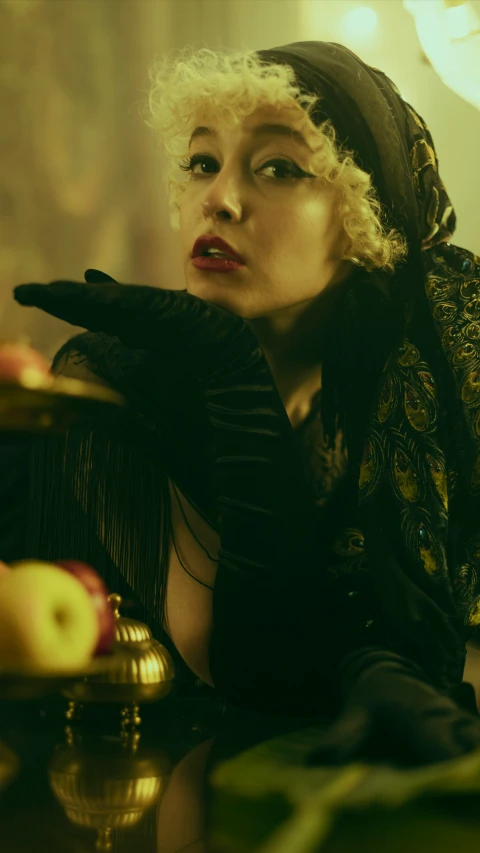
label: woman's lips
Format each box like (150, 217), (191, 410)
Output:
(191, 256), (246, 272)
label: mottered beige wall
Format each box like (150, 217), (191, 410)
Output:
(1, 0), (479, 357)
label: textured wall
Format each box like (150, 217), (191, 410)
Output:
(1, 0), (177, 357)
(1, 0), (479, 358)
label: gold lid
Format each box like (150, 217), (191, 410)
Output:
(109, 594), (152, 644)
(63, 593), (175, 704)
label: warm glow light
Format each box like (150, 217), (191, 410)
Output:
(339, 6), (379, 44)
(404, 0), (480, 111)
(444, 3), (477, 39)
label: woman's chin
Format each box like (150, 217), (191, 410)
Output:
(187, 279), (244, 310)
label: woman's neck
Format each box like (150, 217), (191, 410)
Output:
(247, 290), (339, 428)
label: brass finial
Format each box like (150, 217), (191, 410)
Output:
(107, 593), (122, 620)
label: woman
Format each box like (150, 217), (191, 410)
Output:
(14, 41), (480, 764)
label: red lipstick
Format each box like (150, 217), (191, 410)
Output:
(191, 235), (246, 273)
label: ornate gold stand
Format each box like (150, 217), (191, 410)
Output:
(0, 370), (125, 432)
(62, 594), (175, 732)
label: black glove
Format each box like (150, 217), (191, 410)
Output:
(84, 268), (116, 284)
(15, 276), (260, 384)
(306, 647), (480, 766)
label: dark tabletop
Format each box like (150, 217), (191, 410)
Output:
(2, 683), (480, 853)
(0, 682), (322, 853)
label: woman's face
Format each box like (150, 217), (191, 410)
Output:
(179, 104), (352, 320)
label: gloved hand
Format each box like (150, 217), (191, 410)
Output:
(14, 274), (261, 385)
(306, 647), (480, 766)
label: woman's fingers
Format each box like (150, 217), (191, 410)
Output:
(13, 280), (256, 379)
(84, 268), (118, 284)
(304, 705), (371, 765)
(398, 708), (480, 764)
(14, 281), (173, 343)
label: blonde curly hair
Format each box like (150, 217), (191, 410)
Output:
(142, 46), (408, 274)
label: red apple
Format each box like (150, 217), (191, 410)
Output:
(55, 560), (115, 654)
(0, 342), (51, 384)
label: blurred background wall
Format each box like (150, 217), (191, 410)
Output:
(1, 0), (480, 358)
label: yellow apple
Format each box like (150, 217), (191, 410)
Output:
(0, 561), (99, 673)
(0, 562), (10, 577)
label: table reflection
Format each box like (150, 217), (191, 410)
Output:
(48, 728), (171, 851)
(0, 686), (304, 853)
(0, 692), (234, 852)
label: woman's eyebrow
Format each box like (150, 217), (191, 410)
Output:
(188, 123), (313, 151)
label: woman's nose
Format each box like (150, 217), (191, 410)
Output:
(201, 198), (239, 221)
(200, 175), (243, 222)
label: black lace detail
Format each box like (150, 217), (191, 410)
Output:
(294, 388), (349, 509)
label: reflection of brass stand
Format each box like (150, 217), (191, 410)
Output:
(49, 728), (171, 853)
(120, 703), (141, 730)
(96, 827), (113, 852)
(63, 594), (175, 733)
(65, 699), (143, 729)
(65, 700), (83, 722)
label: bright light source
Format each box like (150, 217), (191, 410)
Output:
(339, 6), (379, 44)
(404, 0), (480, 112)
(444, 3), (478, 39)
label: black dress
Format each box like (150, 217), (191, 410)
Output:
(0, 332), (384, 717)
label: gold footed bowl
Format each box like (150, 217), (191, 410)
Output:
(48, 728), (171, 851)
(62, 594), (176, 730)
(0, 650), (130, 701)
(0, 371), (125, 433)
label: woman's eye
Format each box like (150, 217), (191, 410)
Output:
(179, 155), (311, 180)
(256, 159), (307, 179)
(179, 154), (218, 176)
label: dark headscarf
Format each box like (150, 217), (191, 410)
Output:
(257, 42), (480, 689)
(257, 42), (456, 470)
(257, 41), (454, 259)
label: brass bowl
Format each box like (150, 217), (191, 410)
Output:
(0, 372), (125, 433)
(0, 650), (130, 701)
(62, 594), (176, 727)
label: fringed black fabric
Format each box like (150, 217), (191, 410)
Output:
(25, 414), (171, 640)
